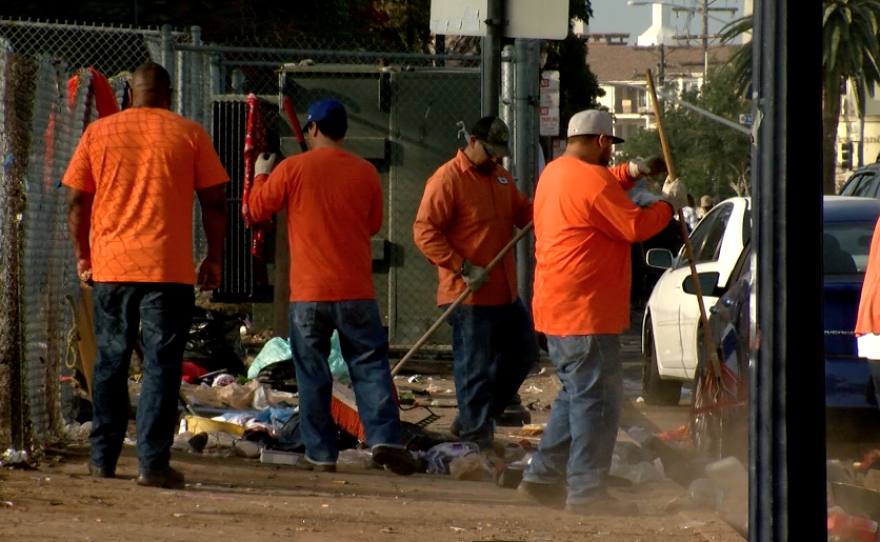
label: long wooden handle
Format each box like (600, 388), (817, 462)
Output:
(390, 221), (534, 376)
(644, 69), (721, 376)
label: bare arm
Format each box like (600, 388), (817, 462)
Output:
(66, 188), (94, 282)
(196, 184), (228, 290)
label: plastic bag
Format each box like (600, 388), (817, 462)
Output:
(248, 337), (291, 380)
(184, 308), (246, 376)
(328, 331), (350, 384)
(248, 332), (350, 384)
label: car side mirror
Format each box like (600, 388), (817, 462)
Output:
(646, 248), (674, 269)
(682, 272), (723, 297)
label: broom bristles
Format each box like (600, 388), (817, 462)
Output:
(330, 379), (400, 443)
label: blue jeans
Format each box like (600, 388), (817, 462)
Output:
(89, 283), (194, 474)
(522, 335), (623, 504)
(443, 298), (539, 448)
(288, 300), (402, 464)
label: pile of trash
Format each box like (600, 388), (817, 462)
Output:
(826, 452), (880, 541)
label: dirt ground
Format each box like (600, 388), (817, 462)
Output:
(0, 324), (754, 542)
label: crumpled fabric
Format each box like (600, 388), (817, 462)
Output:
(420, 441), (480, 475)
(627, 178), (664, 207)
(242, 93), (274, 285)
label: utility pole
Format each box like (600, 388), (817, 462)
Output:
(701, 0), (708, 82)
(668, 0), (738, 85)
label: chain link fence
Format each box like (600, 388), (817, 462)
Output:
(0, 19), (494, 462)
(175, 30), (483, 355)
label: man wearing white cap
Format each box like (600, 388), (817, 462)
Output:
(518, 109), (688, 516)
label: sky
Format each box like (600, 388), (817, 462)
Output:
(587, 0), (747, 45)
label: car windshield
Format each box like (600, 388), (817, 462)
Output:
(823, 221), (876, 275)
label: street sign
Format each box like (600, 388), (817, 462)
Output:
(540, 70), (560, 136)
(738, 113), (752, 125)
(430, 0), (571, 40)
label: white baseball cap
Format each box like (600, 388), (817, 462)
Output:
(567, 109), (625, 143)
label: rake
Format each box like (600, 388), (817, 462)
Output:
(644, 69), (746, 459)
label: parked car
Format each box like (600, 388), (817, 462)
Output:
(639, 196), (751, 405)
(839, 163), (880, 198)
(686, 195), (880, 460)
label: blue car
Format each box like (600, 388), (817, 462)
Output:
(686, 196), (880, 460)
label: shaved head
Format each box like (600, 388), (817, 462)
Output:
(129, 61), (172, 109)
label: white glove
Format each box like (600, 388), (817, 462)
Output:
(459, 259), (489, 292)
(255, 152), (277, 177)
(627, 155), (667, 179)
(660, 177), (688, 213)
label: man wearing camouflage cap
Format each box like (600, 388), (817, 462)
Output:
(413, 116), (538, 453)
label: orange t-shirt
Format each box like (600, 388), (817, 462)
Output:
(61, 108), (229, 284)
(413, 150), (533, 306)
(856, 214), (880, 336)
(248, 147), (382, 302)
(532, 156), (673, 336)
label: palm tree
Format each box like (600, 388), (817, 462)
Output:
(720, 1), (880, 195)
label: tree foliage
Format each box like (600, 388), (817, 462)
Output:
(617, 68), (751, 202)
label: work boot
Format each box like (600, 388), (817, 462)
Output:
(371, 444), (422, 476)
(564, 497), (639, 517)
(88, 462), (115, 479)
(137, 466), (185, 490)
(293, 457), (337, 473)
(517, 479), (567, 510)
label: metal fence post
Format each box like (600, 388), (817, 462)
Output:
(190, 25), (202, 127)
(501, 44), (516, 177)
(513, 38), (539, 308)
(175, 48), (186, 117)
(160, 24), (173, 72)
(749, 0), (823, 540)
(482, 0), (505, 117)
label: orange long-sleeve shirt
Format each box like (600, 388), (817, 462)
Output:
(532, 157), (673, 336)
(248, 147), (382, 302)
(413, 150), (533, 306)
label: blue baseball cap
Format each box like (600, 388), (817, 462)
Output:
(305, 98), (347, 126)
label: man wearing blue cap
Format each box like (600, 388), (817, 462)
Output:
(247, 98), (420, 475)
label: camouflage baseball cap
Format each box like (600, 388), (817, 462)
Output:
(470, 116), (510, 158)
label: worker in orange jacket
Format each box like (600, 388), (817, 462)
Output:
(856, 212), (880, 406)
(517, 109), (687, 516)
(413, 117), (538, 452)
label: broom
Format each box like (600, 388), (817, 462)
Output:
(331, 222), (535, 442)
(643, 69), (744, 457)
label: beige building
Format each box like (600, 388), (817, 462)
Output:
(837, 86), (880, 189)
(584, 35), (738, 154)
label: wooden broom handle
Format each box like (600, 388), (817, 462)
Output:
(390, 221), (534, 376)
(645, 69), (720, 371)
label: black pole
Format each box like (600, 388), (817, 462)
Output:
(482, 0), (505, 117)
(749, 0), (824, 540)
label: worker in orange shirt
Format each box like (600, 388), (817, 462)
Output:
(412, 116), (537, 453)
(248, 98), (420, 476)
(855, 212), (880, 406)
(517, 109), (687, 516)
(62, 62), (229, 489)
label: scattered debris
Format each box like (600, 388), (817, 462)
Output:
(519, 424), (546, 436)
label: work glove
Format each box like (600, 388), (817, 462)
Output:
(459, 259), (489, 292)
(627, 155), (668, 179)
(660, 176), (688, 214)
(255, 152), (277, 177)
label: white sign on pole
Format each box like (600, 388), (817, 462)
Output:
(540, 70), (560, 136)
(430, 0), (570, 40)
